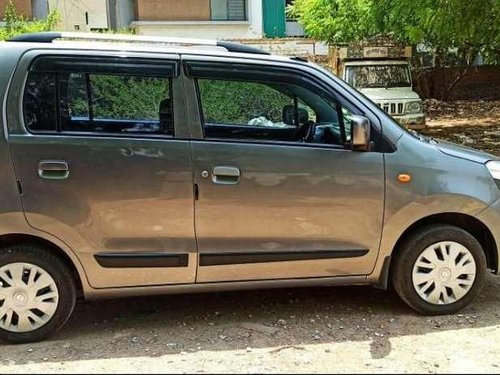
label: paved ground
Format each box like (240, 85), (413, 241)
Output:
(1, 274), (500, 373)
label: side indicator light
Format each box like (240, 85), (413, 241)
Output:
(398, 174), (412, 183)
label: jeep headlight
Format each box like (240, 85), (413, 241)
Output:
(486, 161), (500, 188)
(405, 101), (423, 114)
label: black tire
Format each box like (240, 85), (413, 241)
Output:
(391, 224), (487, 315)
(0, 244), (76, 344)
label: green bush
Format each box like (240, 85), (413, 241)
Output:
(70, 76), (294, 125)
(0, 1), (59, 41)
(198, 79), (292, 124)
(68, 74), (169, 121)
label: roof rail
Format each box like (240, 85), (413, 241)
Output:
(7, 32), (270, 55)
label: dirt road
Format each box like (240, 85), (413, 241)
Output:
(1, 274), (500, 373)
(422, 99), (500, 156)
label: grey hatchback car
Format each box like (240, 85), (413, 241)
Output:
(0, 32), (499, 344)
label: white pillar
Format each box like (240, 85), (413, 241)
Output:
(248, 0), (263, 38)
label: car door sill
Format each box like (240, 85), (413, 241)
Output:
(84, 275), (369, 300)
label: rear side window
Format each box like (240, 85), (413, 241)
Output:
(23, 72), (57, 132)
(23, 56), (176, 136)
(60, 73), (172, 134)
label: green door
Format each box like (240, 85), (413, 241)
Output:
(263, 0), (286, 38)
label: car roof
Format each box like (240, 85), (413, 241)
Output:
(4, 32), (300, 64)
(3, 41), (293, 62)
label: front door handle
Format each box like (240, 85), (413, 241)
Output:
(212, 166), (240, 185)
(38, 160), (70, 180)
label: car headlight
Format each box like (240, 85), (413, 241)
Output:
(405, 101), (423, 114)
(486, 161), (500, 188)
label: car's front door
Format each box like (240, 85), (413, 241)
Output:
(7, 52), (196, 288)
(185, 60), (386, 283)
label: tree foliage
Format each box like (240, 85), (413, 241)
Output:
(0, 0), (60, 40)
(289, 0), (500, 98)
(290, 0), (500, 63)
(287, 0), (374, 43)
(370, 0), (500, 65)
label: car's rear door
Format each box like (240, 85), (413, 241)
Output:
(183, 57), (386, 283)
(7, 50), (196, 288)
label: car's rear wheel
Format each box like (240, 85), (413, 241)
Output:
(0, 244), (76, 344)
(392, 225), (487, 315)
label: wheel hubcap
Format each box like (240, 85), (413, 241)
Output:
(0, 263), (59, 333)
(412, 241), (476, 305)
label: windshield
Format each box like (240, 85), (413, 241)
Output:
(345, 64), (412, 89)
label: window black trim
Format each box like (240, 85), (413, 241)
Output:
(336, 100), (347, 144)
(25, 131), (180, 141)
(187, 61), (393, 153)
(54, 73), (62, 132)
(191, 64), (349, 148)
(23, 56), (177, 138)
(186, 62), (323, 90)
(30, 55), (178, 77)
(191, 136), (348, 151)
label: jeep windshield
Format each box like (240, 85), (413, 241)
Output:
(345, 64), (412, 89)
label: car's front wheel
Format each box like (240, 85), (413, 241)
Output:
(392, 225), (487, 315)
(0, 244), (76, 344)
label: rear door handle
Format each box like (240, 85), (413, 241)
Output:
(212, 166), (240, 185)
(38, 160), (70, 180)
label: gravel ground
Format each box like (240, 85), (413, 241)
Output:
(1, 275), (500, 373)
(1, 100), (500, 373)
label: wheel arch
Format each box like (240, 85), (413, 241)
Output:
(0, 233), (85, 296)
(390, 212), (498, 273)
(373, 212), (498, 290)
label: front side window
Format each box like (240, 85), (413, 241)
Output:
(197, 77), (348, 146)
(345, 64), (412, 89)
(23, 59), (174, 136)
(199, 79), (316, 127)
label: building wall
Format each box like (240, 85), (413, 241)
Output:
(132, 21), (256, 39)
(32, 0), (48, 19)
(135, 0), (210, 21)
(132, 0), (264, 40)
(286, 20), (304, 37)
(114, 0), (134, 29)
(48, 0), (108, 31)
(0, 0), (33, 19)
(237, 38), (328, 56)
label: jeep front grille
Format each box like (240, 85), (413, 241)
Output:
(378, 102), (404, 115)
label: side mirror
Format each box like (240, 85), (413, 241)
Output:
(350, 115), (371, 151)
